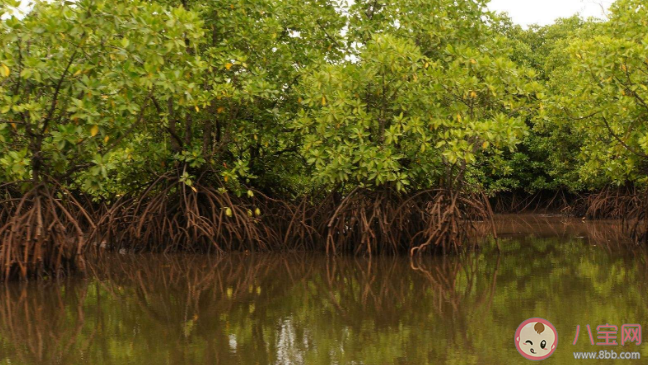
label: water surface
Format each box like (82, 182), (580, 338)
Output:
(0, 215), (647, 364)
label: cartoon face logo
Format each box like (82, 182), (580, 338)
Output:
(515, 318), (558, 360)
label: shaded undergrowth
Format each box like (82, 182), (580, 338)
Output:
(492, 186), (648, 247)
(491, 189), (576, 214)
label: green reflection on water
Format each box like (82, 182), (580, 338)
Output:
(0, 216), (647, 364)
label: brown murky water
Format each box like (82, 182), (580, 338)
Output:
(0, 215), (647, 364)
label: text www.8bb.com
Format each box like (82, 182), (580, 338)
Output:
(573, 350), (640, 360)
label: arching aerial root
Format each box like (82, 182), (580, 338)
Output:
(252, 193), (325, 251)
(581, 186), (643, 219)
(94, 174), (270, 253)
(0, 184), (94, 281)
(324, 188), (494, 256)
(491, 189), (575, 214)
(576, 186), (648, 247)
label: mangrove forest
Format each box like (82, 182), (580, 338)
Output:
(0, 0), (647, 276)
(3, 0), (648, 364)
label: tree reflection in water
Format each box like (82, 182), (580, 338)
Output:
(0, 217), (647, 364)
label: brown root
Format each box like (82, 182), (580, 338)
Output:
(94, 173), (268, 253)
(491, 189), (576, 214)
(406, 189), (494, 255)
(252, 193), (325, 250)
(323, 188), (493, 256)
(0, 184), (94, 281)
(573, 186), (648, 246)
(581, 185), (643, 219)
(536, 185), (648, 248)
(624, 191), (648, 246)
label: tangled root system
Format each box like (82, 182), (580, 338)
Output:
(582, 186), (643, 219)
(492, 189), (575, 214)
(324, 188), (493, 256)
(0, 184), (93, 280)
(253, 194), (325, 250)
(95, 183), (493, 255)
(624, 193), (648, 246)
(96, 173), (268, 253)
(406, 190), (495, 255)
(576, 186), (648, 246)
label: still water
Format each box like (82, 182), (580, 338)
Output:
(0, 215), (647, 364)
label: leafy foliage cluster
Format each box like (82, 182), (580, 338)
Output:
(0, 0), (538, 198)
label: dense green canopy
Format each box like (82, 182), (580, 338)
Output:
(1, 0), (641, 198)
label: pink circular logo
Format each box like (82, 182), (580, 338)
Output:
(515, 318), (558, 360)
